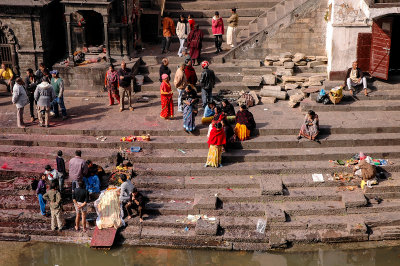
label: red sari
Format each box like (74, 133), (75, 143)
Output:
(160, 80), (174, 119)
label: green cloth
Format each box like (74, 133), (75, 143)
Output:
(51, 78), (63, 96)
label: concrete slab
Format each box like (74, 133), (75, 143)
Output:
(341, 190), (367, 208)
(260, 177), (283, 195)
(195, 218), (219, 236)
(193, 194), (217, 210)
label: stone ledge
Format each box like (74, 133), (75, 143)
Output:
(195, 218), (219, 236)
(341, 191), (367, 208)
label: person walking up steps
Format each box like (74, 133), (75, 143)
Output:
(161, 12), (175, 54)
(212, 11), (224, 54)
(176, 15), (190, 57)
(187, 24), (204, 66)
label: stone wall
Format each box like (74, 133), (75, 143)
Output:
(262, 0), (328, 56)
(0, 7), (44, 74)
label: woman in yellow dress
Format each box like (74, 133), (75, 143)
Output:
(234, 105), (256, 141)
(205, 122), (226, 167)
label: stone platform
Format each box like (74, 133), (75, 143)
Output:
(1, 84), (400, 251)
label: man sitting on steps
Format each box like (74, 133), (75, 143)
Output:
(345, 61), (368, 97)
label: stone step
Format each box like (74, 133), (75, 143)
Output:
(141, 63), (243, 74)
(165, 1), (278, 11)
(167, 8), (266, 19)
(192, 17), (254, 27)
(144, 72), (244, 83)
(1, 123), (399, 137)
(310, 91), (400, 102)
(140, 81), (250, 91)
(301, 99), (400, 112)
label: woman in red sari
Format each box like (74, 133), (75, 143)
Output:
(105, 64), (120, 106)
(160, 74), (174, 119)
(205, 122), (226, 168)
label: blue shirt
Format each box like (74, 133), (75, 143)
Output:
(84, 175), (100, 193)
(203, 105), (215, 118)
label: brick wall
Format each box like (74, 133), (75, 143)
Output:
(262, 0), (328, 56)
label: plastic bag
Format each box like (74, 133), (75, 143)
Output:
(256, 219), (267, 234)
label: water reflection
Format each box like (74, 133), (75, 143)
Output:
(9, 242), (400, 266)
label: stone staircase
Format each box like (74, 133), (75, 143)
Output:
(164, 0), (280, 43)
(1, 107), (400, 249)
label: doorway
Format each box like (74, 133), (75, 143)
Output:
(0, 30), (14, 68)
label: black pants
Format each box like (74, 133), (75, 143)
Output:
(161, 37), (171, 52)
(214, 35), (223, 51)
(28, 93), (35, 118)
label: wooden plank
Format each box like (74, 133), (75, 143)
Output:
(90, 226), (117, 248)
(370, 18), (393, 80)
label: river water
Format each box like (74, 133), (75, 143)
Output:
(2, 241), (400, 266)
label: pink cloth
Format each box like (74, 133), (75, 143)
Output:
(212, 17), (224, 35)
(161, 74), (169, 80)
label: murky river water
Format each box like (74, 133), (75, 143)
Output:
(1, 241), (400, 266)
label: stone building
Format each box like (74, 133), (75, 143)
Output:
(326, 0), (400, 80)
(0, 0), (142, 75)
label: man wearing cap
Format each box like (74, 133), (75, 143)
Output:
(50, 70), (67, 120)
(199, 61), (215, 108)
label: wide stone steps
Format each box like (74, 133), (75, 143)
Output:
(165, 0), (278, 10)
(167, 8), (266, 19)
(2, 132), (399, 150)
(301, 99), (400, 112)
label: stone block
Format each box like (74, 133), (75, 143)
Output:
(193, 194), (217, 210)
(308, 75), (326, 84)
(306, 56), (316, 61)
(341, 191), (367, 208)
(295, 61), (307, 66)
(289, 93), (305, 102)
(302, 82), (311, 87)
(285, 83), (299, 90)
(284, 62), (295, 69)
(261, 85), (281, 92)
(292, 53), (306, 62)
(282, 76), (307, 83)
(279, 58), (292, 64)
(195, 218), (219, 236)
(302, 86), (323, 94)
(265, 204), (286, 223)
(264, 60), (273, 66)
(262, 74), (276, 85)
(273, 61), (284, 67)
(242, 76), (262, 87)
(261, 97), (276, 104)
(268, 231), (288, 248)
(280, 52), (292, 59)
(248, 90), (259, 105)
(260, 178), (283, 195)
(265, 55), (280, 61)
(275, 68), (294, 76)
(316, 56), (328, 62)
(307, 61), (326, 68)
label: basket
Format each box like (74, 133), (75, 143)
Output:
(329, 87), (343, 105)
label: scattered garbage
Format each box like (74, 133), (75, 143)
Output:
(184, 226), (189, 232)
(178, 149), (186, 154)
(19, 196), (25, 200)
(176, 214), (217, 224)
(256, 219), (267, 234)
(120, 134), (151, 142)
(130, 147), (141, 153)
(96, 136), (107, 142)
(312, 173), (324, 182)
(1, 163), (11, 170)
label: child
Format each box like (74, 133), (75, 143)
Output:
(72, 179), (89, 231)
(56, 150), (66, 193)
(43, 181), (63, 231)
(36, 175), (47, 216)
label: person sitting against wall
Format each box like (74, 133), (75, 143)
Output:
(345, 61), (368, 97)
(0, 63), (14, 93)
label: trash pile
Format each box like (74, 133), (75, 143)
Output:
(120, 134), (151, 142)
(330, 152), (389, 168)
(175, 214), (217, 225)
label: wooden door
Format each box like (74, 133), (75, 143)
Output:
(370, 18), (393, 80)
(0, 31), (13, 68)
(357, 33), (372, 72)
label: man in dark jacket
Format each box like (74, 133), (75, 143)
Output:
(345, 61), (368, 96)
(25, 69), (38, 122)
(118, 61), (134, 112)
(199, 61), (215, 108)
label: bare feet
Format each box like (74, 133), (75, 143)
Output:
(129, 107), (134, 111)
(139, 218), (143, 223)
(364, 89), (368, 96)
(119, 108), (123, 112)
(127, 215), (132, 220)
(74, 226), (79, 231)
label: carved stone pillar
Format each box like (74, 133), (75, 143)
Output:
(103, 15), (111, 62)
(65, 14), (73, 62)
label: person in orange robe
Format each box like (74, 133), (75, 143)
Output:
(160, 74), (174, 119)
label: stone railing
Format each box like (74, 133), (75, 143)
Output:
(222, 0), (320, 62)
